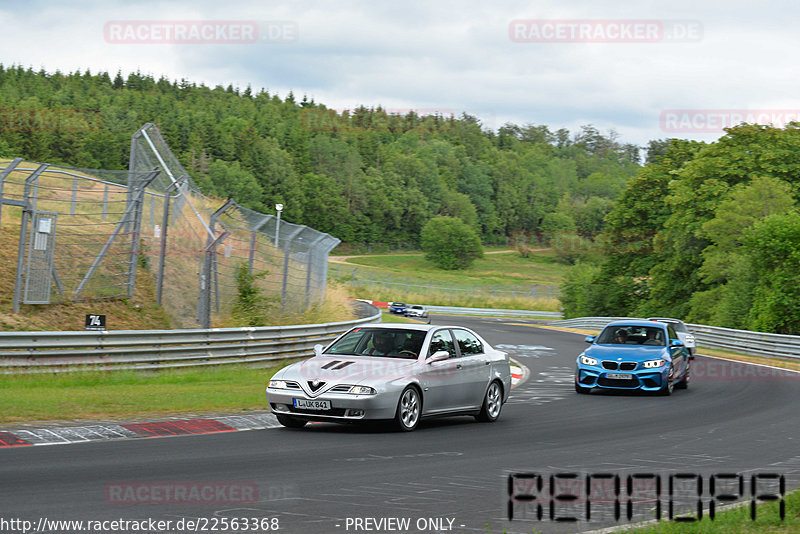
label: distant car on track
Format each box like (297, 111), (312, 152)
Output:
(389, 302), (408, 315)
(647, 317), (696, 357)
(575, 319), (690, 396)
(404, 305), (430, 322)
(266, 324), (511, 431)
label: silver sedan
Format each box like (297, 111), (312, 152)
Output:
(266, 324), (511, 431)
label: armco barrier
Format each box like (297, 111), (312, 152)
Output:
(548, 317), (800, 360)
(0, 308), (381, 374)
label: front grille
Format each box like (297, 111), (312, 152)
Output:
(620, 362), (637, 371)
(598, 376), (639, 388)
(329, 385), (352, 393)
(307, 381), (326, 392)
(602, 361), (618, 370)
(284, 381), (302, 390)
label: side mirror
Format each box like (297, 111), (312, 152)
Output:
(670, 339), (684, 347)
(585, 336), (596, 344)
(427, 350), (450, 363)
(313, 344), (324, 357)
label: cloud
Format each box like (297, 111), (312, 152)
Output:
(1, 0), (798, 146)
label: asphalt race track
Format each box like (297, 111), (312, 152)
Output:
(2, 316), (800, 534)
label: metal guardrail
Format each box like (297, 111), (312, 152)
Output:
(6, 309), (797, 374)
(546, 317), (800, 360)
(428, 306), (562, 318)
(0, 308), (382, 374)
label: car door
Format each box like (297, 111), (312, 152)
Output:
(451, 328), (491, 409)
(419, 329), (461, 413)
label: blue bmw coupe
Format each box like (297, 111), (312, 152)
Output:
(574, 319), (690, 395)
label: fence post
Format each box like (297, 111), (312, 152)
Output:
(209, 200), (236, 314)
(70, 178), (78, 215)
(198, 231), (230, 329)
(156, 183), (178, 306)
(13, 164), (49, 313)
(126, 171), (159, 298)
(0, 157), (24, 230)
(102, 184), (109, 221)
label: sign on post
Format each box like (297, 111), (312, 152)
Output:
(85, 314), (106, 331)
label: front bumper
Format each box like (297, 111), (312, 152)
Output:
(575, 365), (669, 391)
(266, 388), (399, 421)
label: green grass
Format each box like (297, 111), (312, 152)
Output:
(624, 489), (800, 532)
(330, 248), (566, 311)
(333, 248), (567, 286)
(0, 363), (294, 423)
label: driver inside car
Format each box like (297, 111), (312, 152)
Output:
(364, 331), (397, 356)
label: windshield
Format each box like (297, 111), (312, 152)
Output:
(325, 328), (425, 359)
(597, 325), (666, 346)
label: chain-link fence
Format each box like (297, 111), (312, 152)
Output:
(0, 158), (157, 309)
(0, 123), (340, 328)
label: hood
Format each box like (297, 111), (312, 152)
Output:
(281, 356), (418, 385)
(584, 344), (670, 361)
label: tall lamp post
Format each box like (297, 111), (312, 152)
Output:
(274, 203), (283, 247)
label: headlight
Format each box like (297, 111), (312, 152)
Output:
(268, 380), (288, 389)
(348, 385), (377, 395)
(643, 359), (666, 368)
(580, 355), (598, 366)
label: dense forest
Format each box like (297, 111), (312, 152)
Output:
(0, 65), (640, 248)
(563, 125), (800, 334)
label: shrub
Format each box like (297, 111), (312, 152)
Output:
(420, 216), (483, 270)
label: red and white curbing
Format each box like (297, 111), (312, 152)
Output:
(0, 414), (281, 448)
(510, 363), (524, 387)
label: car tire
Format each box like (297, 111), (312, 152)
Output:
(476, 381), (503, 422)
(276, 414), (307, 428)
(658, 369), (675, 396)
(575, 382), (591, 394)
(395, 386), (422, 432)
(676, 361), (690, 390)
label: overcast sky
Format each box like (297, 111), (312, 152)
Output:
(1, 0), (797, 147)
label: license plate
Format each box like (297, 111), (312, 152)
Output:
(606, 373), (632, 380)
(293, 398), (331, 410)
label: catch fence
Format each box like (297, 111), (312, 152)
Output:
(0, 124), (339, 327)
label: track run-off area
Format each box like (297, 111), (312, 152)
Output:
(2, 315), (800, 534)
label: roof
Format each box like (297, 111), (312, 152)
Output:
(358, 323), (440, 332)
(604, 319), (669, 329)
